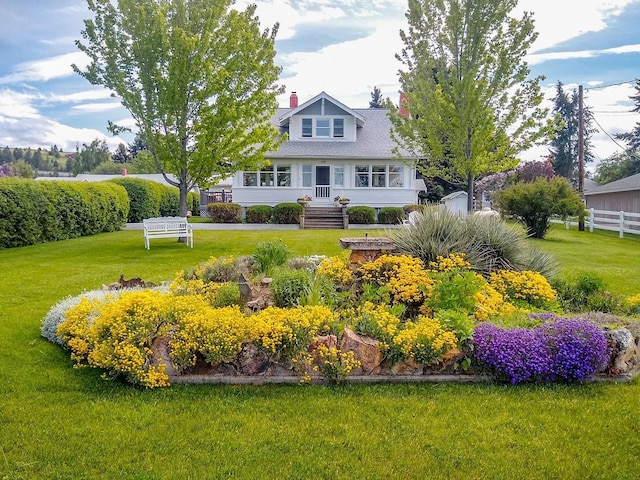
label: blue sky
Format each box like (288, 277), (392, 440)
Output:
(1, 0), (639, 167)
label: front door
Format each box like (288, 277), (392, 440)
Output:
(315, 166), (331, 199)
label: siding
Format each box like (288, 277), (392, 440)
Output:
(585, 190), (640, 213)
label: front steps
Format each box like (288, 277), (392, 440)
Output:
(301, 206), (348, 229)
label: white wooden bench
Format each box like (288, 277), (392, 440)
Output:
(143, 216), (193, 249)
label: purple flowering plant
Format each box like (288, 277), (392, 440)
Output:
(472, 315), (609, 384)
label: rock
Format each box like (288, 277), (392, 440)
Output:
(238, 342), (270, 375)
(150, 337), (180, 376)
(308, 334), (338, 352)
(606, 328), (640, 374)
(386, 358), (424, 375)
(438, 348), (466, 371)
(339, 328), (383, 375)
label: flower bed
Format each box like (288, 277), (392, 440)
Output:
(42, 252), (640, 387)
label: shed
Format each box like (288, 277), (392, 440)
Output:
(583, 173), (640, 213)
(440, 191), (468, 216)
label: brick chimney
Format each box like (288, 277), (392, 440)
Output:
(399, 92), (409, 118)
(290, 91), (298, 108)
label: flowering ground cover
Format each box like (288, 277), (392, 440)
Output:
(1, 226), (639, 478)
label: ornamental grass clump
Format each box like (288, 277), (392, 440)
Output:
(389, 207), (558, 279)
(472, 317), (610, 384)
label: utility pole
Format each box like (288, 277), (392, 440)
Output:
(578, 85), (585, 232)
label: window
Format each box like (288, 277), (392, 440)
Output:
(259, 164), (274, 186)
(334, 165), (344, 187)
(277, 165), (291, 186)
(355, 165), (369, 187)
(333, 118), (344, 137)
(243, 172), (257, 186)
(302, 165), (312, 187)
(316, 119), (330, 137)
(372, 165), (386, 187)
(389, 165), (403, 187)
(302, 118), (312, 137)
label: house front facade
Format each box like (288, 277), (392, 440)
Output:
(230, 91), (419, 208)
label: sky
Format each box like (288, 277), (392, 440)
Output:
(1, 0), (639, 169)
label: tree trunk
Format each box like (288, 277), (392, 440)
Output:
(466, 173), (475, 212)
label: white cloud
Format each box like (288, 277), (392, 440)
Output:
(519, 0), (637, 51)
(0, 52), (89, 84)
(71, 102), (123, 114)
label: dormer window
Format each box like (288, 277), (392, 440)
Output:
(302, 118), (312, 137)
(333, 118), (344, 137)
(316, 119), (330, 137)
(301, 117), (346, 138)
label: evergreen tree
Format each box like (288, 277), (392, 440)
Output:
(390, 0), (554, 212)
(13, 147), (23, 160)
(549, 81), (596, 184)
(1, 146), (14, 164)
(112, 143), (132, 163)
(615, 78), (640, 152)
(369, 86), (384, 109)
(127, 133), (147, 157)
(31, 150), (43, 170)
(24, 148), (33, 165)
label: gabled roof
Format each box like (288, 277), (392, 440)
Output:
(441, 191), (468, 200)
(269, 107), (414, 160)
(278, 91), (367, 127)
(584, 172), (640, 196)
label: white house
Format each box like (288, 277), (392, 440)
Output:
(230, 91), (420, 208)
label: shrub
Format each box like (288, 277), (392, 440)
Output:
(188, 191), (200, 215)
(492, 177), (585, 239)
(0, 179), (128, 248)
(377, 207), (405, 225)
(403, 204), (425, 215)
(253, 240), (291, 275)
(347, 206), (376, 224)
(200, 256), (242, 283)
(109, 177), (165, 222)
(390, 207), (558, 279)
(551, 272), (616, 312)
(272, 202), (302, 224)
(489, 270), (557, 309)
(270, 269), (312, 308)
(246, 205), (273, 223)
(212, 283), (241, 308)
(207, 203), (242, 223)
(392, 315), (458, 365)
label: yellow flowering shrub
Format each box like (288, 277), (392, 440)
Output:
(358, 255), (434, 306)
(429, 253), (472, 272)
(170, 270), (225, 304)
(473, 284), (519, 321)
(625, 293), (640, 314)
(489, 270), (557, 308)
(392, 316), (458, 365)
(169, 305), (251, 370)
(317, 255), (353, 286)
(313, 345), (361, 383)
(57, 290), (173, 388)
(252, 306), (336, 360)
(347, 302), (402, 352)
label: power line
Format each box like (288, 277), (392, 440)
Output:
(586, 80), (636, 90)
(591, 113), (640, 159)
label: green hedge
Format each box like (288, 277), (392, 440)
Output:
(378, 207), (405, 225)
(109, 178), (174, 222)
(207, 203), (242, 223)
(347, 206), (376, 224)
(273, 203), (302, 224)
(0, 179), (128, 248)
(246, 205), (273, 223)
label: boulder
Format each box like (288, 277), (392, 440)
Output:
(238, 342), (270, 375)
(606, 328), (640, 374)
(339, 328), (383, 375)
(150, 337), (180, 376)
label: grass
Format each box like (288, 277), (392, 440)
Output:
(1, 225), (639, 479)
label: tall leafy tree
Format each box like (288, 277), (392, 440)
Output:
(73, 0), (284, 215)
(390, 0), (554, 211)
(594, 151), (640, 184)
(549, 81), (596, 184)
(73, 139), (111, 174)
(615, 78), (640, 151)
(112, 143), (132, 164)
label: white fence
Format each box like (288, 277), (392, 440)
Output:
(558, 209), (640, 238)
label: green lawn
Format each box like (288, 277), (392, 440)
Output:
(1, 225), (639, 479)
